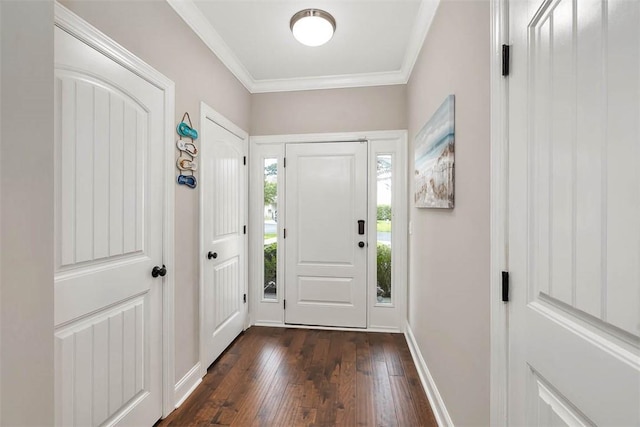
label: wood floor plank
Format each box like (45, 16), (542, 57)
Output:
(354, 332), (375, 427)
(372, 360), (399, 427)
(393, 333), (439, 426)
(192, 332), (274, 423)
(157, 327), (436, 427)
(292, 406), (316, 426)
(314, 380), (339, 426)
(291, 329), (319, 385)
(250, 368), (290, 427)
(270, 382), (303, 426)
(389, 375), (424, 427)
(367, 332), (387, 363)
(335, 359), (356, 426)
(219, 344), (286, 425)
(325, 331), (344, 384)
(335, 333), (358, 426)
(383, 334), (405, 376)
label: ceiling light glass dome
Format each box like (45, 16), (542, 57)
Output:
(290, 9), (336, 47)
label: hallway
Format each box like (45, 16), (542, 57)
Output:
(158, 327), (437, 426)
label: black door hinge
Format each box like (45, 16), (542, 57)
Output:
(243, 156), (247, 165)
(243, 225), (247, 235)
(283, 299), (286, 309)
(502, 44), (510, 77)
(243, 293), (247, 304)
(283, 228), (287, 239)
(502, 271), (509, 302)
(283, 157), (286, 168)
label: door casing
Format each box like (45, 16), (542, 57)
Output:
(249, 130), (407, 332)
(489, 0), (509, 425)
(54, 4), (176, 419)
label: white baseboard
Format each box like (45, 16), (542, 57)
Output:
(173, 362), (202, 409)
(404, 321), (454, 427)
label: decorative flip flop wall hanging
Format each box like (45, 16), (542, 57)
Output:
(176, 112), (198, 189)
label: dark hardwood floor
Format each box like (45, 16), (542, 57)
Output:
(158, 327), (437, 426)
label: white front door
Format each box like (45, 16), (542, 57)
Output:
(284, 142), (368, 328)
(508, 0), (640, 425)
(201, 110), (247, 369)
(54, 26), (165, 426)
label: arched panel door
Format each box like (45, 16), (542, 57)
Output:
(54, 24), (166, 427)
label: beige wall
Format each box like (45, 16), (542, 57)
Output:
(0, 1), (55, 424)
(406, 1), (491, 425)
(60, 0), (252, 383)
(251, 85), (407, 135)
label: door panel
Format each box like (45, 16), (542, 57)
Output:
(57, 74), (146, 269)
(201, 116), (247, 369)
(508, 0), (640, 425)
(285, 142), (368, 328)
(54, 27), (164, 427)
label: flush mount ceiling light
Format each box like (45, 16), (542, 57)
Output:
(290, 9), (336, 47)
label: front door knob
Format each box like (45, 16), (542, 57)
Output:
(152, 265), (167, 278)
(208, 251), (218, 260)
(358, 241), (365, 248)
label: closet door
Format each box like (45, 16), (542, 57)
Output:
(507, 0), (640, 425)
(200, 106), (248, 369)
(54, 25), (165, 427)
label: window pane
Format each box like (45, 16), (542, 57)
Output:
(376, 155), (392, 304)
(264, 158), (278, 300)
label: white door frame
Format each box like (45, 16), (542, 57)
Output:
(198, 102), (249, 375)
(54, 4), (176, 418)
(249, 130), (408, 332)
(489, 0), (509, 425)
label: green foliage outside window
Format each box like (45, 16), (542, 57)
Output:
(377, 204), (391, 221)
(264, 242), (277, 295)
(264, 181), (277, 206)
(377, 243), (391, 298)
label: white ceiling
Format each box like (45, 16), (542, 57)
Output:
(167, 0), (440, 93)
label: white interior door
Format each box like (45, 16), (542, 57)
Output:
(201, 111), (247, 369)
(508, 0), (640, 425)
(54, 26), (165, 426)
(284, 142), (368, 328)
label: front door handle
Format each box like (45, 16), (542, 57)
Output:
(152, 265), (167, 278)
(208, 251), (218, 260)
(358, 241), (365, 248)
(358, 220), (365, 235)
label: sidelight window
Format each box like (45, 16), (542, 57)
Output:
(263, 158), (278, 300)
(376, 154), (392, 304)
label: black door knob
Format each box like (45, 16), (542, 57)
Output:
(208, 251), (218, 260)
(358, 241), (365, 248)
(152, 265), (167, 278)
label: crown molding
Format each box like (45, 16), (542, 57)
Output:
(401, 0), (440, 80)
(166, 0), (256, 92)
(167, 0), (440, 93)
(251, 70), (407, 93)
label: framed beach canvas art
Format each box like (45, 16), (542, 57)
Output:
(414, 95), (455, 208)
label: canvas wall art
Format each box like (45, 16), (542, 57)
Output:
(414, 94), (455, 208)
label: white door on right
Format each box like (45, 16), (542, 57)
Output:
(508, 0), (639, 425)
(284, 142), (368, 328)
